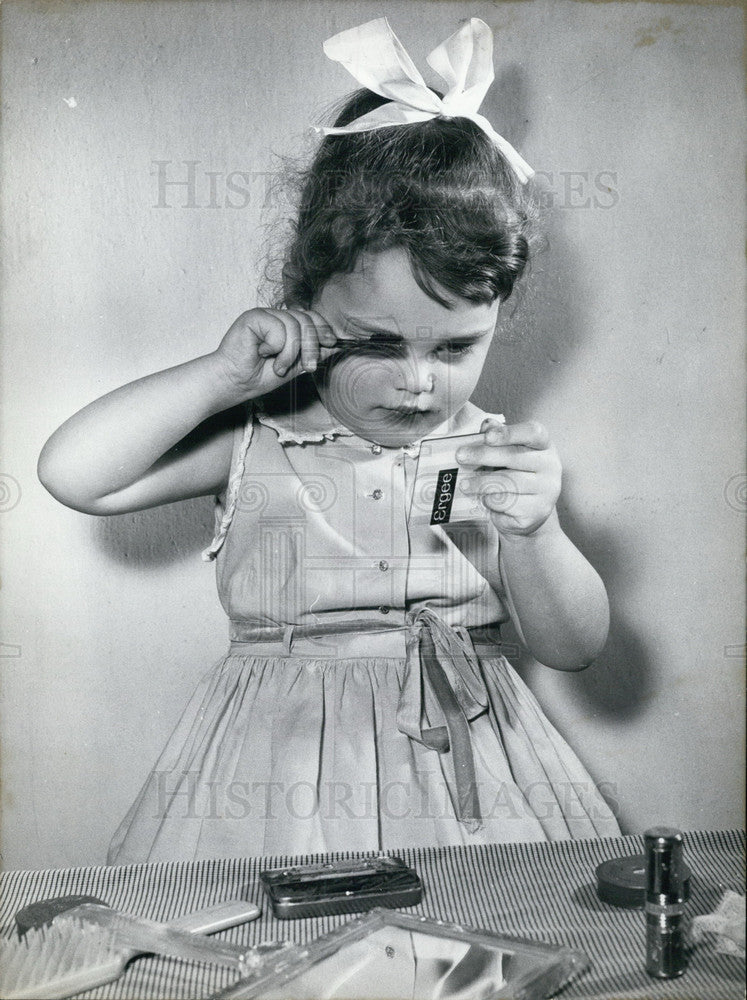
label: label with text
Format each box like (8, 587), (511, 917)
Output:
(430, 468), (459, 524)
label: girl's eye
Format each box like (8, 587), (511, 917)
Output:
(362, 340), (405, 358)
(436, 342), (475, 359)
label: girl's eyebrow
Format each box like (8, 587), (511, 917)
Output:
(340, 318), (494, 341)
(341, 319), (401, 338)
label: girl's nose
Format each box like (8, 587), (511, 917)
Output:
(400, 356), (436, 394)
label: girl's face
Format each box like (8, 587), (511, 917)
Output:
(312, 248), (499, 447)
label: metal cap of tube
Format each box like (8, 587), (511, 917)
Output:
(645, 827), (686, 902)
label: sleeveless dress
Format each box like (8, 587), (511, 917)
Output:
(108, 377), (620, 863)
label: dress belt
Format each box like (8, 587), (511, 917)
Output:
(229, 609), (501, 831)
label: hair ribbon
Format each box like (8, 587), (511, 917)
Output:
(317, 17), (534, 184)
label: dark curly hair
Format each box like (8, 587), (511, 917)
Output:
(279, 88), (536, 310)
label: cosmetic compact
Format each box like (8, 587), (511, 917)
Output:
(214, 908), (588, 1000)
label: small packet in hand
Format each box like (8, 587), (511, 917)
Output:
(409, 418), (505, 527)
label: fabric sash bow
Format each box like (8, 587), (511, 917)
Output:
(317, 17), (534, 184)
(228, 606), (493, 831)
(398, 607), (489, 830)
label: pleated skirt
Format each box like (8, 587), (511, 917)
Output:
(107, 638), (620, 864)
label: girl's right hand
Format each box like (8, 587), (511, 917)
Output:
(213, 307), (338, 399)
(38, 307), (339, 515)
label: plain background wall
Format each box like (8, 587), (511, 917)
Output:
(1, 0), (744, 870)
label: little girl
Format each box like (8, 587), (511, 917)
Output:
(39, 17), (620, 862)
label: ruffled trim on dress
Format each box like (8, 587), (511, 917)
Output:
(253, 377), (356, 445)
(202, 404), (255, 561)
(253, 408), (354, 445)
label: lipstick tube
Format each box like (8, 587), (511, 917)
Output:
(644, 826), (687, 978)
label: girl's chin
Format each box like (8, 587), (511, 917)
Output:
(314, 386), (451, 446)
(357, 409), (446, 447)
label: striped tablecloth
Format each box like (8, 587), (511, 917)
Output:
(0, 830), (743, 999)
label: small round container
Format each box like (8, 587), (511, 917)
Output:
(595, 854), (691, 909)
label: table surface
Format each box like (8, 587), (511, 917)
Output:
(1, 829), (744, 1000)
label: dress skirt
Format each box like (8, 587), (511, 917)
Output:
(107, 629), (620, 864)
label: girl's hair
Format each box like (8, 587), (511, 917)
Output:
(280, 88), (536, 310)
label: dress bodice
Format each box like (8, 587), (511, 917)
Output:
(204, 377), (510, 633)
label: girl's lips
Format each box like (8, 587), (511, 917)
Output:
(381, 403), (434, 414)
(385, 408), (434, 417)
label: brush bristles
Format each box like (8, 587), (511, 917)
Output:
(0, 919), (124, 1000)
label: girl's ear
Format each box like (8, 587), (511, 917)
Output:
(281, 263), (305, 310)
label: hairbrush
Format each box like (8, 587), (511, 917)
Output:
(0, 898), (262, 999)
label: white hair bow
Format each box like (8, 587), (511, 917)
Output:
(317, 17), (534, 184)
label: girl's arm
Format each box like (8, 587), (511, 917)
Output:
(456, 419), (609, 670)
(38, 308), (337, 514)
(38, 354), (243, 514)
(496, 509), (610, 670)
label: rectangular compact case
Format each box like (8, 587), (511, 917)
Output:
(258, 857), (423, 919)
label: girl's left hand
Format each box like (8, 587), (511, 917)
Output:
(455, 418), (562, 537)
